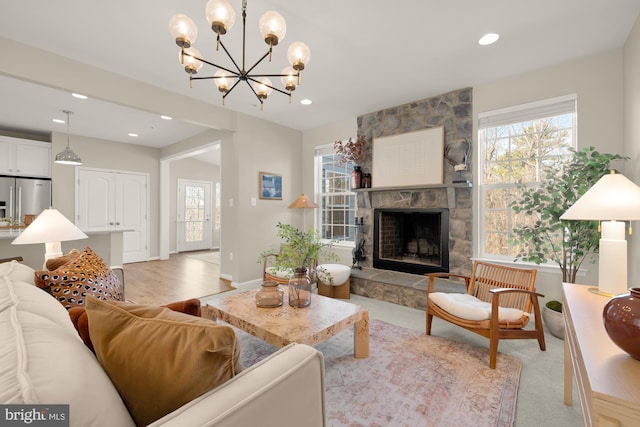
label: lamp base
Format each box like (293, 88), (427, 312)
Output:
(587, 287), (616, 298)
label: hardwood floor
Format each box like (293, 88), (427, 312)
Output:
(123, 250), (234, 305)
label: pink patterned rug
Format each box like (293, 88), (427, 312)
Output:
(237, 319), (522, 427)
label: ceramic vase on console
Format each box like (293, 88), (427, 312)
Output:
(602, 288), (640, 360)
(288, 268), (311, 308)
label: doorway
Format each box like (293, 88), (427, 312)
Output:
(177, 179), (212, 252)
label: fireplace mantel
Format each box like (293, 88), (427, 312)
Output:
(353, 182), (472, 193)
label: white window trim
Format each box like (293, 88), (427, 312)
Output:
(477, 94), (577, 262)
(314, 143), (356, 248)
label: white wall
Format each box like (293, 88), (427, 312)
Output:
(474, 49), (625, 303)
(624, 14), (640, 286)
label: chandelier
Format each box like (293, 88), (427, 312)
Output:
(168, 0), (311, 110)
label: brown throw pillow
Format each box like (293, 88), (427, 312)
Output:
(45, 248), (81, 271)
(85, 297), (241, 427)
(69, 298), (202, 352)
(34, 246), (123, 309)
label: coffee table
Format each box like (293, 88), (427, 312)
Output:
(202, 289), (369, 358)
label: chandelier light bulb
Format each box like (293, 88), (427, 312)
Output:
(280, 67), (296, 92)
(169, 14), (198, 48)
(214, 69), (232, 92)
(287, 41), (310, 71)
(180, 47), (203, 74)
(259, 10), (287, 47)
(206, 0), (236, 35)
(255, 77), (273, 99)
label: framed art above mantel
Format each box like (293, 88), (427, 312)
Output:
(371, 127), (444, 188)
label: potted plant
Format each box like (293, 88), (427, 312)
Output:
(511, 147), (627, 338)
(259, 223), (338, 307)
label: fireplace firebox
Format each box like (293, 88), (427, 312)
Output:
(373, 208), (449, 275)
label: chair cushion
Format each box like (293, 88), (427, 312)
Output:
(85, 297), (242, 427)
(265, 266), (294, 280)
(429, 292), (527, 322)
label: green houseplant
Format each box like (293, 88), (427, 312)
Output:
(259, 222), (336, 270)
(511, 147), (627, 283)
(511, 147), (626, 339)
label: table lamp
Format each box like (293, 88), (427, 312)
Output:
(12, 208), (88, 265)
(288, 193), (319, 231)
(560, 171), (640, 295)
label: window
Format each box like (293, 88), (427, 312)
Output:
(315, 145), (357, 245)
(478, 95), (577, 260)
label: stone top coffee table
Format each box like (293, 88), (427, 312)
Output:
(203, 289), (369, 358)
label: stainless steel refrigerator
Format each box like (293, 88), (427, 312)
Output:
(0, 177), (52, 224)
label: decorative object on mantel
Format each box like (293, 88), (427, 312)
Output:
(512, 147), (627, 285)
(561, 169), (640, 296)
(352, 217), (366, 269)
(168, 0), (310, 109)
(445, 138), (471, 184)
(54, 110), (82, 166)
(602, 288), (640, 360)
(334, 135), (367, 165)
(350, 165), (362, 189)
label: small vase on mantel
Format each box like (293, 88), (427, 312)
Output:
(288, 268), (311, 308)
(351, 165), (362, 190)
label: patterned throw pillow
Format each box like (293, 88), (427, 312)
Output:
(34, 246), (123, 310)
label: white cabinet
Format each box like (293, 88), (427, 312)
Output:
(0, 136), (51, 177)
(76, 169), (149, 264)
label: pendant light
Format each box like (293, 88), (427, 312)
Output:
(54, 110), (82, 165)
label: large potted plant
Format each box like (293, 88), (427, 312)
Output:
(511, 147), (627, 338)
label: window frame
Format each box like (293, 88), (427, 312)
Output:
(314, 144), (357, 248)
(477, 94), (577, 263)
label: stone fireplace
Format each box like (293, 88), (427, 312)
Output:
(348, 87), (474, 309)
(373, 208), (449, 275)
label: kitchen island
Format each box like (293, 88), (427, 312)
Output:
(0, 228), (130, 269)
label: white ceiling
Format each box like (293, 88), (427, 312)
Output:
(1, 0), (639, 163)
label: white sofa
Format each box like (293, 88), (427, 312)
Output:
(0, 261), (327, 427)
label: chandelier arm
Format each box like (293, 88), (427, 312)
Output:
(245, 76), (291, 97)
(244, 50), (272, 76)
(216, 38), (244, 75)
(223, 78), (244, 98)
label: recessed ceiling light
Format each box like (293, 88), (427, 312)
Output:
(300, 99), (312, 106)
(128, 133), (139, 137)
(161, 115), (173, 120)
(52, 118), (65, 124)
(72, 93), (88, 99)
(479, 33), (500, 46)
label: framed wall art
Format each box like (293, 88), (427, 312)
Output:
(259, 172), (282, 200)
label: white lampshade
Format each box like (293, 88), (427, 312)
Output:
(12, 208), (88, 262)
(560, 172), (640, 221)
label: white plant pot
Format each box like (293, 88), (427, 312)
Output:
(542, 305), (565, 340)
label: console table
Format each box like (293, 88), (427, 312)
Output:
(563, 283), (640, 426)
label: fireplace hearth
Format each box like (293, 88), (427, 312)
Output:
(373, 208), (449, 275)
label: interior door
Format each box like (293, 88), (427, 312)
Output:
(177, 179), (212, 252)
(116, 173), (148, 263)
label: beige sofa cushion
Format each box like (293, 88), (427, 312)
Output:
(0, 262), (135, 426)
(86, 297), (242, 427)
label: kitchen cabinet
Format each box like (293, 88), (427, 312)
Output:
(0, 136), (51, 178)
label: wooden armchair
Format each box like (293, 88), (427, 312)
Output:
(425, 261), (546, 368)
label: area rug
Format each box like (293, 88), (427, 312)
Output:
(184, 251), (219, 264)
(236, 319), (521, 427)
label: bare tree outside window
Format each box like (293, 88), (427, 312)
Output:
(480, 113), (575, 259)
